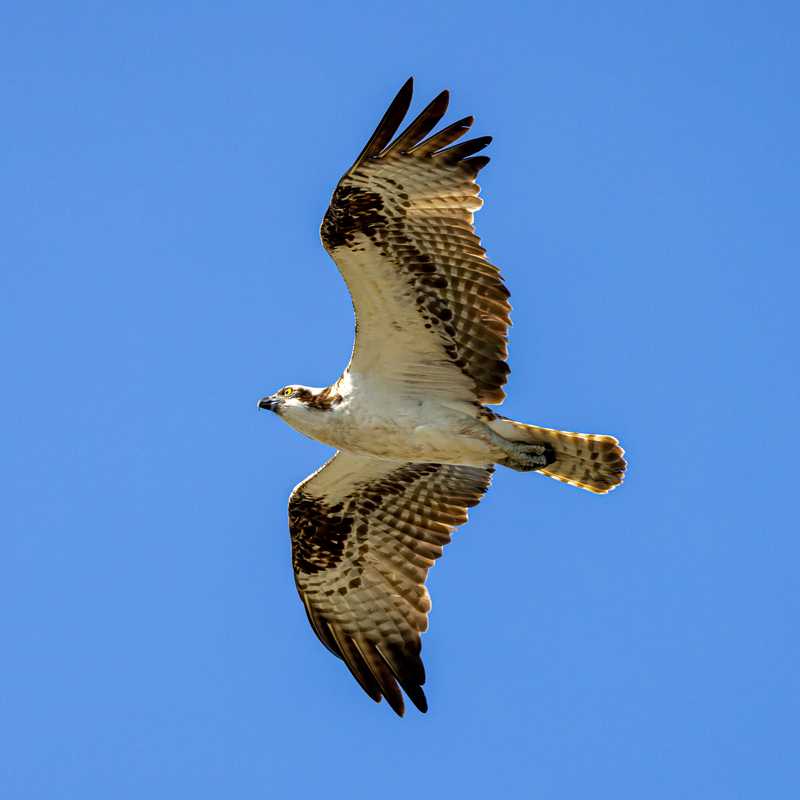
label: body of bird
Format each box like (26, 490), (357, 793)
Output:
(263, 375), (507, 466)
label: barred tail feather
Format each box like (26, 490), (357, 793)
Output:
(489, 418), (626, 494)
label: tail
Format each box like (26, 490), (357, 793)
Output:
(489, 417), (626, 494)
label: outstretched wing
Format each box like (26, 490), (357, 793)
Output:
(321, 78), (512, 405)
(289, 452), (493, 716)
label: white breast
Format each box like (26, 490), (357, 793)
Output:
(287, 376), (494, 466)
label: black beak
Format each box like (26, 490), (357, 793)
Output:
(258, 396), (276, 412)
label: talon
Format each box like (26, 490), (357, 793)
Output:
(500, 442), (556, 471)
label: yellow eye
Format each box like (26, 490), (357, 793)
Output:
(282, 387), (294, 397)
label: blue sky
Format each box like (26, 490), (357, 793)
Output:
(3, 2), (799, 797)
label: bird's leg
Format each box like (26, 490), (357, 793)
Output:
(498, 442), (555, 472)
(461, 419), (554, 471)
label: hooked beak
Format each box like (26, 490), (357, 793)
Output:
(258, 396), (277, 412)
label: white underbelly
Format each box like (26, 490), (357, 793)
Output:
(318, 402), (495, 466)
(344, 425), (492, 465)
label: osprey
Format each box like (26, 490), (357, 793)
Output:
(258, 79), (626, 716)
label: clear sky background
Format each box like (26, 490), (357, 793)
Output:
(3, 2), (799, 798)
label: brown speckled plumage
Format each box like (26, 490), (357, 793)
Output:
(321, 78), (510, 404)
(289, 453), (493, 716)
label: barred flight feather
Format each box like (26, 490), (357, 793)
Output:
(321, 78), (510, 405)
(289, 452), (493, 716)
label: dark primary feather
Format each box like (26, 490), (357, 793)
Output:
(346, 77), (414, 175)
(410, 116), (475, 154)
(436, 135), (493, 163)
(384, 89), (450, 155)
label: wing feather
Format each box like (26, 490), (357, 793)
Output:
(410, 116), (475, 154)
(289, 452), (493, 715)
(384, 90), (450, 155)
(327, 625), (383, 703)
(434, 135), (493, 162)
(347, 77), (414, 174)
(320, 79), (512, 405)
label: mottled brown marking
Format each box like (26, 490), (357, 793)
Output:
(293, 387), (343, 411)
(321, 185), (386, 250)
(289, 493), (353, 575)
(477, 405), (498, 422)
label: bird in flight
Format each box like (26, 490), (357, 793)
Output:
(258, 79), (626, 716)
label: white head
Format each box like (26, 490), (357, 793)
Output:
(257, 384), (341, 437)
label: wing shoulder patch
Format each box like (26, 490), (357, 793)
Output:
(321, 185), (387, 251)
(289, 491), (354, 575)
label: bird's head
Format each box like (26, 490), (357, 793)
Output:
(258, 384), (316, 415)
(258, 384), (339, 431)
